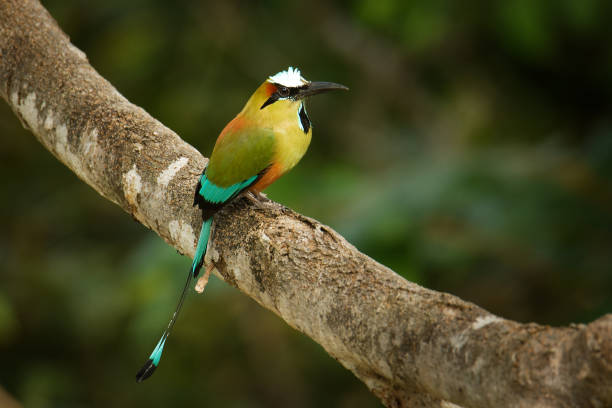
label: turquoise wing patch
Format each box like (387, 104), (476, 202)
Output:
(199, 174), (258, 204)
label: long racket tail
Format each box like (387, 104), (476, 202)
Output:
(135, 218), (213, 382)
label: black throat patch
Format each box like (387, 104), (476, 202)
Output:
(299, 104), (310, 134)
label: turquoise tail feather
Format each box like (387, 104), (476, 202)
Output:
(192, 218), (212, 277)
(135, 218), (213, 382)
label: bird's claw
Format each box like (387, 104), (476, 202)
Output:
(245, 191), (270, 209)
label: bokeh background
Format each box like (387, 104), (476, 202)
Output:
(1, 0), (612, 407)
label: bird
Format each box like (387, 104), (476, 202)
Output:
(135, 67), (348, 382)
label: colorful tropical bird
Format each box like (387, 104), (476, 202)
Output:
(136, 67), (348, 382)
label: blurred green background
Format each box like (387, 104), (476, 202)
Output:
(1, 0), (612, 406)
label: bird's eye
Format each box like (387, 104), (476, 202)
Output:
(278, 86), (290, 97)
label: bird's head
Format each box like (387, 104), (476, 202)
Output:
(240, 67), (348, 133)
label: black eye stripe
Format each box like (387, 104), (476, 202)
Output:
(290, 85), (307, 96)
(278, 86), (290, 97)
(260, 84), (309, 110)
(260, 93), (279, 109)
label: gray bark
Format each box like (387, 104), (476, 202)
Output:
(1, 1), (610, 407)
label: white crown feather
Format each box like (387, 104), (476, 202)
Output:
(268, 67), (308, 87)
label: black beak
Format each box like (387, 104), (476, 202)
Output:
(297, 81), (349, 99)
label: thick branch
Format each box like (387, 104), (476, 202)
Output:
(1, 1), (610, 407)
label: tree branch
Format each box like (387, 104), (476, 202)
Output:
(1, 1), (610, 407)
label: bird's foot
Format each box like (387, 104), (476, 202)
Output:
(195, 263), (214, 294)
(254, 191), (270, 202)
(245, 191), (270, 209)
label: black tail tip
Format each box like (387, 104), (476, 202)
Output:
(135, 359), (157, 383)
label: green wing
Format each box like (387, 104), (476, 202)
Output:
(206, 127), (276, 187)
(136, 128), (276, 383)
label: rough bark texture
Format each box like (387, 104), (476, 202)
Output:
(1, 1), (610, 407)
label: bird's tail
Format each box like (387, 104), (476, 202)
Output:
(135, 218), (213, 382)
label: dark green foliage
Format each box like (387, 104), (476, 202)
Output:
(1, 0), (611, 406)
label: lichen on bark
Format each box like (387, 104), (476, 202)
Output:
(1, 1), (610, 407)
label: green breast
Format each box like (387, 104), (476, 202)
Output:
(275, 124), (312, 173)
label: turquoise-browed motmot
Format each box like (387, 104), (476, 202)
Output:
(136, 67), (347, 381)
